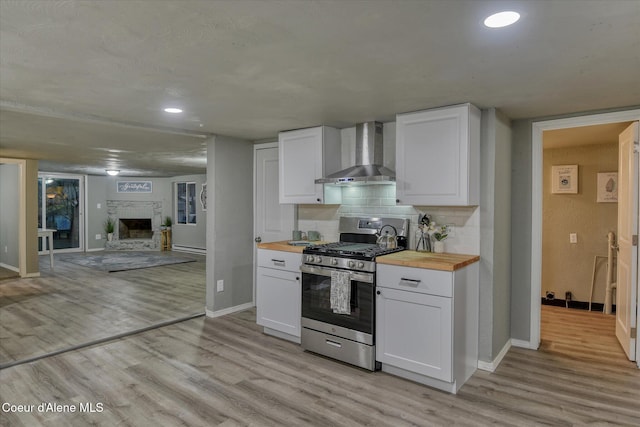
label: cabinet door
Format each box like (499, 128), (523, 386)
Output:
(279, 127), (324, 204)
(396, 104), (479, 206)
(256, 267), (301, 338)
(376, 288), (453, 382)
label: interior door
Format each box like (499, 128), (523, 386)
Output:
(254, 144), (295, 296)
(616, 122), (638, 361)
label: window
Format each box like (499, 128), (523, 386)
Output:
(176, 182), (197, 224)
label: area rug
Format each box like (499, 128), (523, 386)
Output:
(58, 251), (197, 273)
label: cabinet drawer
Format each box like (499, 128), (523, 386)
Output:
(377, 264), (452, 297)
(257, 249), (302, 271)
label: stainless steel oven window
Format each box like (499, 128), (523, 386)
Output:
(301, 267), (375, 335)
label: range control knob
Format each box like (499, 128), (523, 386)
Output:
(315, 256), (322, 263)
(331, 258), (338, 265)
(357, 262), (365, 269)
(306, 255), (313, 262)
(348, 260), (355, 268)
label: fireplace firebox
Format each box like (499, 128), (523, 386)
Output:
(119, 218), (153, 240)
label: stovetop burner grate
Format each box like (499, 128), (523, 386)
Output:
(304, 241), (403, 260)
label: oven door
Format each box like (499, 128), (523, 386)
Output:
(300, 264), (375, 338)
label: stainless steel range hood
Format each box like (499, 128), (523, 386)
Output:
(315, 121), (395, 184)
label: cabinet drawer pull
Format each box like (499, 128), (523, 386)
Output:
(400, 278), (421, 286)
(326, 339), (342, 348)
(271, 259), (285, 266)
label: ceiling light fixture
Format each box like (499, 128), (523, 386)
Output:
(106, 169), (120, 176)
(164, 107), (183, 114)
(484, 11), (520, 28)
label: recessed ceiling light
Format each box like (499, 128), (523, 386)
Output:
(484, 11), (520, 28)
(164, 107), (183, 114)
(106, 169), (120, 176)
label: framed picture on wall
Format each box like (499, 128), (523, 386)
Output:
(551, 165), (578, 194)
(597, 172), (618, 203)
(200, 183), (207, 211)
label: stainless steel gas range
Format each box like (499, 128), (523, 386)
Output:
(300, 217), (409, 370)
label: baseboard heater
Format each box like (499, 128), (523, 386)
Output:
(172, 245), (206, 255)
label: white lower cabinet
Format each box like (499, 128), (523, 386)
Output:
(256, 249), (302, 343)
(376, 263), (478, 394)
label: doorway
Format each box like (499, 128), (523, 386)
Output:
(531, 109), (640, 367)
(540, 124), (627, 362)
(38, 173), (84, 253)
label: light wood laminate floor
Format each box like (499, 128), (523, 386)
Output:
(1, 305), (638, 426)
(0, 252), (205, 366)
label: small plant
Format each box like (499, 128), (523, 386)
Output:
(432, 225), (450, 242)
(163, 216), (173, 228)
(104, 217), (116, 234)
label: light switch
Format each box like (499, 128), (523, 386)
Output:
(570, 233), (577, 243)
(97, 203), (101, 209)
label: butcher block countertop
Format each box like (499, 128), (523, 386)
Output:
(377, 250), (480, 271)
(257, 240), (328, 254)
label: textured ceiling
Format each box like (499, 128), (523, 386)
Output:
(1, 0), (639, 176)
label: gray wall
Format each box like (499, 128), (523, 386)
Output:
(479, 109), (512, 362)
(85, 175), (207, 251)
(492, 110), (513, 356)
(169, 174), (207, 250)
(86, 175), (108, 250)
(206, 135), (254, 313)
(0, 164), (20, 269)
(510, 118), (535, 341)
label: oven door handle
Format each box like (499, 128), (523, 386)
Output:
(300, 264), (374, 284)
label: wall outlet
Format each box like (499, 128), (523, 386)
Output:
(217, 279), (224, 292)
(569, 233), (577, 243)
(97, 203), (101, 209)
(95, 234), (102, 240)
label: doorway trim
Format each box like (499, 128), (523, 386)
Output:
(530, 108), (640, 351)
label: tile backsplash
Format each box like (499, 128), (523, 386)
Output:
(297, 184), (480, 255)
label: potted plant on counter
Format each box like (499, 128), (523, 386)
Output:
(432, 225), (450, 253)
(104, 217), (116, 242)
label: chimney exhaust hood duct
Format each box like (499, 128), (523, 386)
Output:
(315, 121), (395, 184)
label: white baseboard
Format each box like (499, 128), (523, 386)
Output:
(0, 262), (19, 272)
(477, 340), (512, 372)
(172, 245), (206, 255)
(86, 247), (105, 252)
(511, 338), (538, 350)
(22, 272), (40, 278)
(205, 302), (254, 318)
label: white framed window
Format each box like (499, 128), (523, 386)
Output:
(176, 182), (197, 224)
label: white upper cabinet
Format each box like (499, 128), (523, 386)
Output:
(279, 126), (342, 204)
(395, 103), (480, 206)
